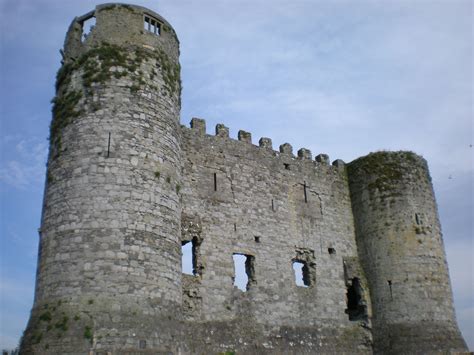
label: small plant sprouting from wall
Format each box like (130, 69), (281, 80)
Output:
(99, 4), (135, 13)
(54, 316), (69, 332)
(39, 311), (52, 322)
(33, 331), (43, 344)
(84, 325), (93, 340)
(50, 90), (83, 153)
(154, 171), (161, 179)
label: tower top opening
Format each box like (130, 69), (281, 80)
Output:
(63, 3), (179, 62)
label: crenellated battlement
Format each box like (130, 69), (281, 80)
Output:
(185, 117), (345, 174)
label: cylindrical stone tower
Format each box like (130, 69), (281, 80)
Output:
(348, 151), (467, 354)
(21, 4), (183, 354)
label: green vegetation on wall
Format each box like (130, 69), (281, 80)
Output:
(50, 42), (181, 159)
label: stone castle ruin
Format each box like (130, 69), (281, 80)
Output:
(21, 4), (468, 354)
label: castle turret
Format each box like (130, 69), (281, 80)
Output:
(21, 4), (183, 353)
(348, 151), (467, 354)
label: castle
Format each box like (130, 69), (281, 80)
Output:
(21, 4), (468, 354)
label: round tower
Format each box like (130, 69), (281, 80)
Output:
(21, 4), (183, 353)
(348, 151), (467, 354)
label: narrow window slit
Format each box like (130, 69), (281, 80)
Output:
(415, 213), (421, 225)
(234, 223), (237, 232)
(107, 132), (111, 158)
(303, 181), (308, 203)
(271, 199), (275, 211)
(387, 280), (393, 300)
(254, 236), (260, 243)
(138, 340), (146, 349)
(328, 247), (336, 255)
(213, 173), (217, 191)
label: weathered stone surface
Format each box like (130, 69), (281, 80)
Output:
(21, 3), (467, 355)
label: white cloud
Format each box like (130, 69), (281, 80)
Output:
(0, 138), (47, 190)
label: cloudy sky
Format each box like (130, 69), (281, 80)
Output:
(0, 0), (472, 350)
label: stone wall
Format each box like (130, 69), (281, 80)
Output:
(179, 119), (371, 353)
(21, 4), (184, 354)
(347, 152), (467, 354)
(20, 3), (468, 355)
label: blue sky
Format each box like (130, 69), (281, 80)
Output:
(1, 0), (472, 350)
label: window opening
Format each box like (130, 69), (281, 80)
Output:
(387, 280), (393, 300)
(213, 173), (217, 191)
(81, 16), (96, 42)
(415, 213), (421, 225)
(181, 237), (200, 276)
(234, 223), (237, 232)
(107, 132), (111, 158)
(144, 14), (161, 35)
(254, 236), (260, 243)
(139, 340), (146, 349)
(328, 247), (336, 255)
(144, 16), (149, 30)
(284, 163), (290, 170)
(345, 277), (367, 321)
(303, 181), (308, 203)
(181, 242), (193, 275)
(232, 254), (255, 291)
(271, 199), (275, 211)
(293, 260), (310, 287)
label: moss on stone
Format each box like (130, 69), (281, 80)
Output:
(54, 316), (69, 332)
(50, 90), (83, 152)
(348, 151), (421, 194)
(39, 311), (52, 322)
(32, 331), (43, 344)
(84, 325), (93, 340)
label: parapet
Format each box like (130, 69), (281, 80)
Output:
(297, 148), (312, 160)
(191, 117), (206, 135)
(63, 3), (179, 61)
(259, 137), (272, 149)
(238, 130), (252, 143)
(183, 118), (345, 175)
(216, 124), (229, 138)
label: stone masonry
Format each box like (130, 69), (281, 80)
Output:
(20, 3), (468, 355)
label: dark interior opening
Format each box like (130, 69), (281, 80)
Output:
(346, 277), (367, 321)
